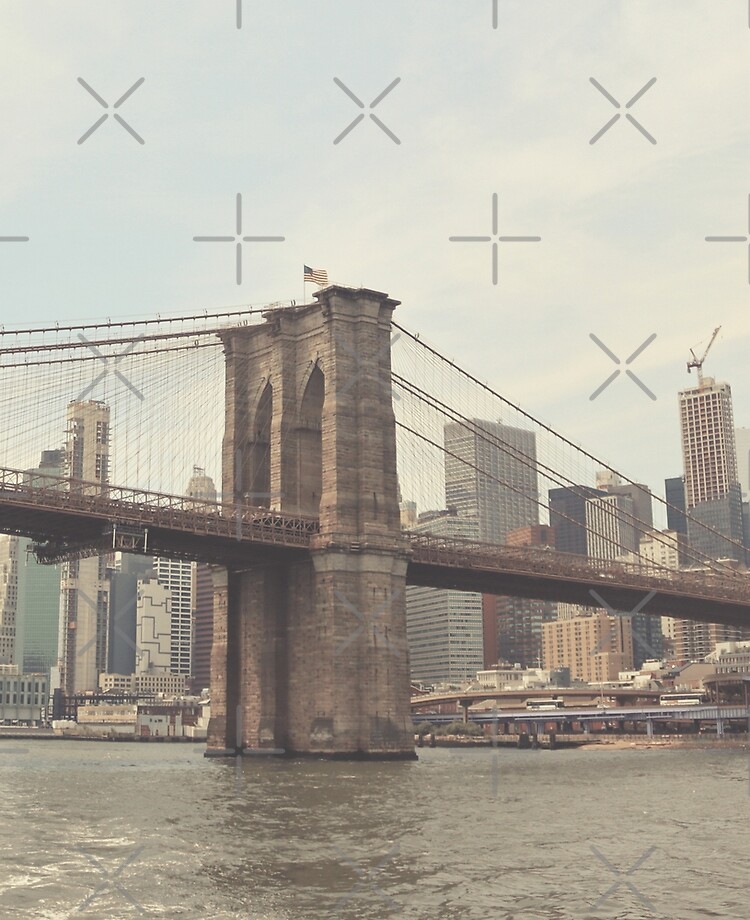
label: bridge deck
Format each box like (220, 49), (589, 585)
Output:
(0, 467), (317, 565)
(0, 468), (749, 624)
(407, 534), (750, 626)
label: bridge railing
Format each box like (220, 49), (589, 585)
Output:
(407, 532), (750, 605)
(0, 467), (319, 546)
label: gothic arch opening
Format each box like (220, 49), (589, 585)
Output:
(298, 364), (324, 515)
(246, 381), (272, 504)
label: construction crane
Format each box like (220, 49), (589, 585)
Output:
(687, 326), (721, 385)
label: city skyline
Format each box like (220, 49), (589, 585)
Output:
(0, 393), (219, 698)
(3, 4), (750, 916)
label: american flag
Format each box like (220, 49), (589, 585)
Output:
(304, 265), (328, 285)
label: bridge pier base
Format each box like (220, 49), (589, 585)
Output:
(207, 547), (415, 759)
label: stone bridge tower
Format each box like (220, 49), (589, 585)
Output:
(207, 286), (415, 758)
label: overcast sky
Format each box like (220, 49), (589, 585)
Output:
(1, 1), (749, 506)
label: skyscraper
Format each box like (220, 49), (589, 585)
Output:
(59, 400), (111, 694)
(679, 376), (744, 560)
(444, 419), (540, 669)
(671, 374), (747, 656)
(548, 485), (607, 556)
(405, 510), (483, 685)
(734, 427), (750, 500)
(585, 493), (637, 560)
(444, 420), (539, 542)
(0, 538), (20, 665)
(0, 451), (65, 677)
(586, 473), (656, 561)
(191, 563), (214, 693)
(600, 477), (653, 540)
(681, 379), (738, 505)
(185, 467), (217, 693)
(585, 476), (658, 666)
(186, 466), (217, 504)
(490, 524), (557, 667)
(664, 476), (688, 535)
(108, 554), (154, 676)
(153, 558), (194, 676)
(136, 574), (173, 673)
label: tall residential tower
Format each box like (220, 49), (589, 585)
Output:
(679, 376), (744, 560)
(59, 400), (111, 694)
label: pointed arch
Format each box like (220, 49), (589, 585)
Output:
(297, 364), (324, 515)
(245, 381), (272, 504)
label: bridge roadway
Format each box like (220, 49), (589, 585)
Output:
(416, 704), (750, 726)
(411, 687), (663, 713)
(0, 467), (749, 626)
(0, 467), (316, 568)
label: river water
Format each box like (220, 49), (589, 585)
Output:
(0, 740), (748, 919)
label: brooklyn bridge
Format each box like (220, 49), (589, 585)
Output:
(0, 285), (747, 757)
